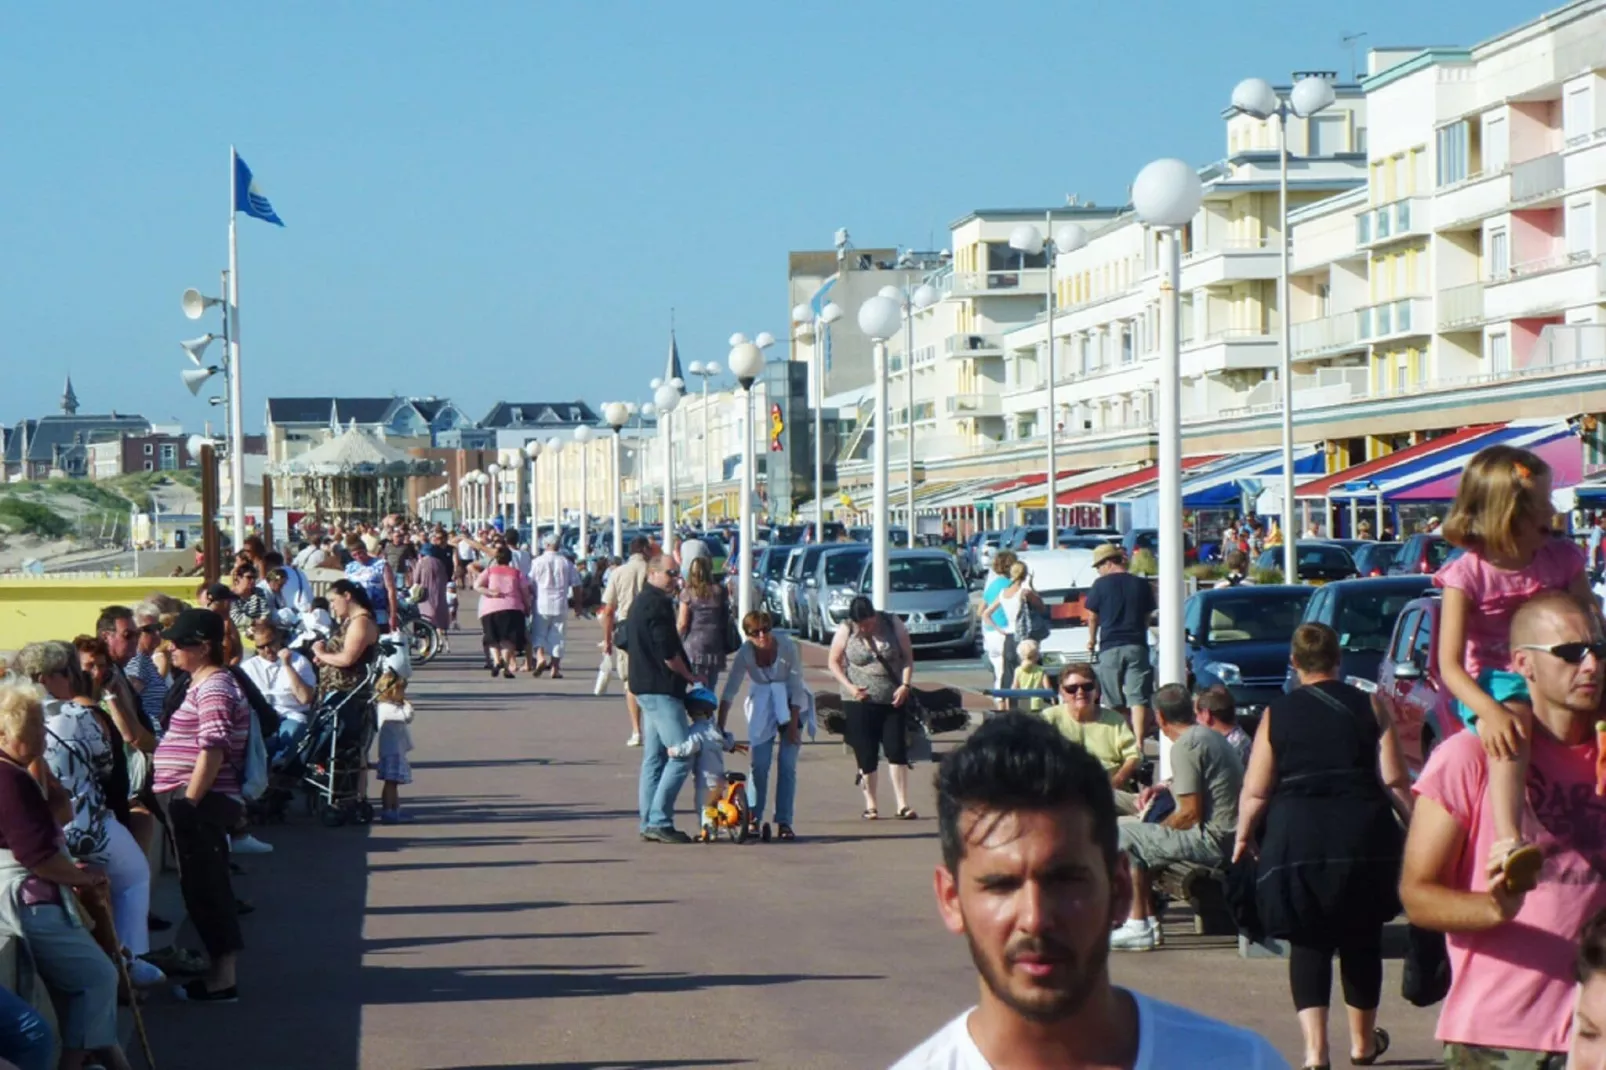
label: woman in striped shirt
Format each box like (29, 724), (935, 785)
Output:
(152, 608), (251, 1004)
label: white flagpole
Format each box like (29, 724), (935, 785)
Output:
(227, 146), (247, 543)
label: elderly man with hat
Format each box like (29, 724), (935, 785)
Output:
(1083, 541), (1157, 749)
(529, 533), (582, 678)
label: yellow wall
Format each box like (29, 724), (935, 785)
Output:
(0, 579), (201, 654)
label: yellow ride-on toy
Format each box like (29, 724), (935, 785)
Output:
(700, 772), (751, 843)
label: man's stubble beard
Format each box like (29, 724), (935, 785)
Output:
(964, 922), (1108, 1025)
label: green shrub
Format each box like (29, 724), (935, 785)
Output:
(0, 498), (71, 539)
(1186, 563), (1226, 582)
(1251, 566), (1285, 585)
(1129, 548), (1158, 576)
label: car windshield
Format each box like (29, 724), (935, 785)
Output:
(760, 553), (789, 579)
(1425, 538), (1456, 569)
(890, 557), (964, 592)
(1298, 545), (1353, 570)
(1061, 535), (1115, 549)
(1330, 588), (1422, 652)
(772, 526), (805, 545)
(824, 552), (869, 583)
(1203, 593), (1311, 643)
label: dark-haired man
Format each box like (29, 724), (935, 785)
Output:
(603, 535), (653, 746)
(892, 713), (1285, 1068)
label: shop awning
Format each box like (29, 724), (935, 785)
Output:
(1178, 449), (1328, 509)
(1328, 420), (1580, 502)
(1295, 425), (1503, 501)
(975, 468), (1089, 505)
(1060, 455), (1229, 505)
(1015, 465), (1143, 509)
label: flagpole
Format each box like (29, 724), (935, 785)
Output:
(227, 146), (247, 543)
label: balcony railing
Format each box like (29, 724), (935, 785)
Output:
(946, 393), (1003, 417)
(1182, 238), (1273, 262)
(1493, 250), (1595, 282)
(1357, 297), (1430, 341)
(1291, 312), (1362, 357)
(1512, 152), (1565, 202)
(939, 269), (1050, 296)
(944, 332), (1004, 355)
(1357, 197), (1429, 246)
(1438, 282), (1485, 328)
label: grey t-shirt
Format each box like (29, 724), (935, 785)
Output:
(1169, 724), (1244, 842)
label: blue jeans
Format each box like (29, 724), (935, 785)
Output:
(0, 984), (52, 1070)
(20, 902), (118, 1050)
(637, 693), (693, 831)
(269, 714), (308, 757)
(747, 734), (800, 826)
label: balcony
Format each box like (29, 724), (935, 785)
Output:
(1357, 297), (1432, 342)
(945, 393), (1003, 417)
(1565, 127), (1606, 192)
(1180, 328), (1279, 377)
(1434, 171), (1510, 230)
(1291, 312), (1363, 359)
(940, 269), (1050, 297)
(1357, 196), (1430, 248)
(1485, 254), (1603, 321)
(1179, 239), (1280, 288)
(1438, 282), (1486, 330)
(944, 332), (1004, 357)
(1511, 152), (1565, 205)
(1218, 366), (1372, 418)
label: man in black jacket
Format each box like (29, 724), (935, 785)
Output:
(626, 554), (702, 844)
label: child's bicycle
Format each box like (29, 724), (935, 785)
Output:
(699, 772), (752, 843)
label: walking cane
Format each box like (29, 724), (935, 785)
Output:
(110, 939), (158, 1070)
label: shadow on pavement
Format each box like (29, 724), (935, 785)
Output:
(368, 857), (626, 873)
(359, 967), (883, 1005)
(365, 899), (674, 917)
(364, 932), (653, 953)
(446, 1061), (753, 1069)
(412, 758), (603, 770)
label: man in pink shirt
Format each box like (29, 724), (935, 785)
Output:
(1401, 590), (1606, 1067)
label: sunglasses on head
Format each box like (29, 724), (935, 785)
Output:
(1061, 682), (1097, 694)
(1517, 640), (1606, 664)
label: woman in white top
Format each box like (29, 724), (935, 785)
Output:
(980, 561), (1042, 645)
(717, 610), (812, 841)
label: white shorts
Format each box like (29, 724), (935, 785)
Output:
(531, 613), (567, 658)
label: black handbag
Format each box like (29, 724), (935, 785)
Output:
(721, 589), (742, 655)
(1401, 924), (1451, 1007)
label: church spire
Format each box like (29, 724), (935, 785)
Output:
(60, 376), (79, 416)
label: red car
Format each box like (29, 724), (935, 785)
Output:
(1375, 593), (1465, 774)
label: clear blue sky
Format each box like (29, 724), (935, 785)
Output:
(0, 1), (1527, 432)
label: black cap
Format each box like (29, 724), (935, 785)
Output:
(203, 583), (235, 603)
(162, 608), (224, 646)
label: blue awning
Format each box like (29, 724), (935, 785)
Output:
(1327, 421), (1570, 501)
(1112, 451), (1325, 527)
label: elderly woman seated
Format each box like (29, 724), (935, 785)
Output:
(0, 679), (134, 1070)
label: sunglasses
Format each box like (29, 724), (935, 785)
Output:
(1061, 682), (1097, 695)
(172, 637), (209, 650)
(746, 627), (772, 638)
(138, 624), (161, 635)
(1517, 640), (1606, 664)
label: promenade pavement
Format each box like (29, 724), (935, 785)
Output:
(139, 616), (1444, 1069)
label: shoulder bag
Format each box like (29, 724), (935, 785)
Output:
(721, 587), (742, 655)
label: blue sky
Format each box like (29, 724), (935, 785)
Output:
(0, 1), (1527, 432)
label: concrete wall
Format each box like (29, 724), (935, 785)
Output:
(0, 577), (203, 655)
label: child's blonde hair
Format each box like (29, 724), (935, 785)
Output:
(1017, 639), (1040, 664)
(374, 670), (408, 705)
(1442, 445), (1552, 559)
(1009, 561), (1028, 583)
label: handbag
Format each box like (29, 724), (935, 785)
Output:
(721, 589), (742, 656)
(1014, 594), (1051, 643)
(1401, 924), (1451, 1007)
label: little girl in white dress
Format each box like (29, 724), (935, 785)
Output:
(374, 672), (415, 824)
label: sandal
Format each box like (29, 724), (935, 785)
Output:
(862, 808), (879, 820)
(776, 824), (795, 841)
(1502, 844), (1544, 895)
(1351, 1026), (1389, 1066)
(896, 807), (919, 820)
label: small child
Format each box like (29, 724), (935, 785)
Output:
(373, 671), (415, 825)
(446, 581), (460, 631)
(1436, 445), (1597, 894)
(666, 686), (747, 837)
(1012, 639), (1049, 712)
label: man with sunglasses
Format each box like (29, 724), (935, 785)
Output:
(1403, 591), (1606, 1067)
(625, 553), (702, 844)
(1040, 663), (1142, 816)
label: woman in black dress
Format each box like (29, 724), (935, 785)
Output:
(1232, 623), (1413, 1070)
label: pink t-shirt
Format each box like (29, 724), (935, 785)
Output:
(1414, 728), (1606, 1053)
(1433, 539), (1585, 678)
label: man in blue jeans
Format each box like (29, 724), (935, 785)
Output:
(625, 553), (703, 843)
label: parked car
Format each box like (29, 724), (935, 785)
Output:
(851, 549), (975, 655)
(1375, 593), (1463, 773)
(1014, 548), (1103, 671)
(1182, 585), (1314, 710)
(1282, 576), (1435, 693)
(780, 543), (837, 632)
(971, 530), (1005, 578)
(757, 546), (792, 619)
(807, 544), (873, 641)
(798, 522), (847, 544)
(1122, 528), (1199, 564)
(1254, 543), (1359, 584)
(1388, 533), (1459, 576)
(1350, 541), (1403, 578)
(848, 526), (910, 548)
(770, 525), (808, 547)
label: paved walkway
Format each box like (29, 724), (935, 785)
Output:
(140, 618), (1444, 1069)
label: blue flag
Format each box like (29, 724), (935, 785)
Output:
(233, 152), (285, 226)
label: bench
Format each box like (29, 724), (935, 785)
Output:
(1151, 860), (1237, 937)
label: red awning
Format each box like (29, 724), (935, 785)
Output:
(1055, 455), (1224, 505)
(1294, 425), (1504, 499)
(981, 469), (1089, 496)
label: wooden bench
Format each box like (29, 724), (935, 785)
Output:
(1151, 860), (1237, 936)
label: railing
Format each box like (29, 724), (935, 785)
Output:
(1182, 238), (1272, 262)
(1183, 327), (1271, 347)
(938, 269), (1050, 295)
(1291, 312), (1362, 357)
(944, 333), (1004, 354)
(1494, 250), (1595, 281)
(1438, 282), (1485, 328)
(1357, 297), (1430, 340)
(1357, 197), (1428, 245)
(946, 393), (1003, 417)
(1512, 152), (1565, 202)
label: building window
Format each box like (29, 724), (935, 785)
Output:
(1121, 324), (1134, 364)
(1489, 228), (1509, 280)
(1483, 115), (1508, 174)
(1436, 121), (1470, 186)
(1568, 200), (1595, 259)
(142, 443), (153, 455)
(1566, 85), (1594, 144)
(160, 444), (176, 470)
(1309, 114), (1346, 157)
(1489, 333), (1511, 375)
(143, 461), (153, 471)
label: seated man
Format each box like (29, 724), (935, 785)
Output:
(240, 618), (318, 756)
(1111, 682), (1245, 952)
(1039, 661), (1142, 814)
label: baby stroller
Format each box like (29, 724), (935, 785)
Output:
(276, 648), (385, 827)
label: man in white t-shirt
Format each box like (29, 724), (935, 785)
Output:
(240, 619), (318, 756)
(529, 534), (581, 678)
(890, 713), (1287, 1070)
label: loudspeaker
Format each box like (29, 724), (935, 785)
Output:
(182, 288), (222, 321)
(181, 366), (218, 395)
(180, 334), (216, 366)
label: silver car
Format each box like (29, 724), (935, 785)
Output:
(850, 549), (976, 655)
(805, 544), (871, 641)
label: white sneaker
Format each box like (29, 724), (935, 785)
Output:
(127, 956), (166, 987)
(1110, 918), (1158, 952)
(626, 732), (642, 747)
(230, 833), (274, 855)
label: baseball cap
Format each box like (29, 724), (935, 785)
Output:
(203, 582), (236, 603)
(362, 534), (382, 555)
(162, 608), (224, 646)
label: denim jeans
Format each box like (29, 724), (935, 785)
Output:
(746, 734), (800, 826)
(20, 902), (118, 1050)
(636, 693), (692, 831)
(268, 714), (308, 758)
(0, 983), (53, 1070)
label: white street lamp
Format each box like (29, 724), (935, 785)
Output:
(574, 424), (595, 556)
(653, 382), (681, 553)
(686, 360), (722, 531)
(547, 436), (565, 536)
(1010, 217), (1089, 547)
(1231, 74), (1337, 580)
(858, 294), (903, 609)
(877, 283), (939, 535)
(1133, 157), (1204, 688)
(603, 402), (631, 555)
(729, 339), (767, 621)
(522, 440), (542, 534)
(487, 462), (504, 529)
(794, 301), (842, 542)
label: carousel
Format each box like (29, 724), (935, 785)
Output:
(266, 423), (441, 524)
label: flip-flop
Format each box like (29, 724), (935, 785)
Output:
(896, 807), (919, 820)
(862, 808), (879, 820)
(1352, 1026), (1390, 1066)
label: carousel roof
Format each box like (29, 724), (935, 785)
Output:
(266, 423), (441, 478)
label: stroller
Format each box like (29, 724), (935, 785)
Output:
(272, 645), (387, 827)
